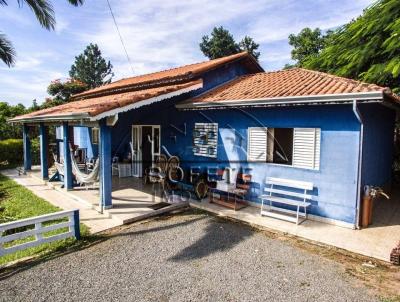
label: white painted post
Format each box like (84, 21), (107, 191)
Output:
(35, 222), (43, 241)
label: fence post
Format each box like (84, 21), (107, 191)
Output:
(73, 210), (81, 240)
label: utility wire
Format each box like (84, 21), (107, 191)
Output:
(106, 0), (134, 75)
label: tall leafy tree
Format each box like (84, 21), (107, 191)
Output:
(0, 0), (84, 67)
(200, 26), (239, 60)
(288, 28), (331, 67)
(302, 0), (400, 92)
(69, 43), (114, 89)
(238, 36), (260, 60)
(200, 26), (261, 61)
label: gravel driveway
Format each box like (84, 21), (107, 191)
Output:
(0, 211), (377, 302)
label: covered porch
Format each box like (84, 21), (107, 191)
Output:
(20, 165), (186, 226)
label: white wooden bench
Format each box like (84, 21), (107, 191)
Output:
(260, 177), (313, 225)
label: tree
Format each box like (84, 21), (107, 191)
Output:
(69, 43), (114, 89)
(200, 26), (240, 60)
(238, 36), (260, 60)
(200, 26), (261, 61)
(0, 102), (27, 140)
(288, 28), (329, 67)
(43, 78), (87, 109)
(28, 99), (40, 112)
(0, 0), (84, 67)
(300, 0), (400, 92)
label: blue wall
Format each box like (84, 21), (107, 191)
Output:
(57, 126), (98, 159)
(73, 126), (98, 158)
(360, 103), (396, 188)
(119, 103), (361, 224)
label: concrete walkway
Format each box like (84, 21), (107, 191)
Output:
(190, 198), (400, 262)
(1, 169), (121, 233)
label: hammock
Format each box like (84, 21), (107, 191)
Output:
(70, 152), (100, 186)
(52, 153), (64, 176)
(54, 161), (65, 176)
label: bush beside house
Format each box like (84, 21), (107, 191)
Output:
(0, 138), (40, 168)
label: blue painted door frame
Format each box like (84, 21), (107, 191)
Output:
(99, 119), (112, 208)
(62, 122), (73, 190)
(39, 123), (49, 179)
(22, 124), (31, 171)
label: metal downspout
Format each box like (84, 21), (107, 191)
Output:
(352, 100), (363, 229)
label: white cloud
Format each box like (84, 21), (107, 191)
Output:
(77, 0), (275, 78)
(248, 0), (374, 43)
(55, 17), (69, 34)
(0, 0), (375, 105)
(0, 69), (63, 105)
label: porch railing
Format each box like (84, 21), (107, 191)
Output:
(0, 209), (80, 257)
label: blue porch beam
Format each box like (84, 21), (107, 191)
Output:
(22, 124), (31, 171)
(39, 123), (49, 179)
(62, 122), (73, 190)
(99, 119), (112, 209)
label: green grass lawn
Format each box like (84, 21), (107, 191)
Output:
(0, 173), (90, 265)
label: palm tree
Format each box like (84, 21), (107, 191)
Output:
(0, 0), (84, 67)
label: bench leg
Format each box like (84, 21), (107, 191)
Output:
(296, 205), (300, 225)
(261, 198), (264, 214)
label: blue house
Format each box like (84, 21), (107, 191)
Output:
(11, 52), (399, 229)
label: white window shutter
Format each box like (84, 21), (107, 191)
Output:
(247, 127), (267, 161)
(293, 128), (321, 170)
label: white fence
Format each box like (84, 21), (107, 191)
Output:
(0, 209), (80, 257)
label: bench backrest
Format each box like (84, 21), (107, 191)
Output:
(265, 177), (313, 201)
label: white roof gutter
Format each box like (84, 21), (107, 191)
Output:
(352, 100), (364, 230)
(176, 91), (386, 109)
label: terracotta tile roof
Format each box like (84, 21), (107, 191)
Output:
(73, 52), (262, 99)
(10, 80), (202, 122)
(182, 68), (400, 106)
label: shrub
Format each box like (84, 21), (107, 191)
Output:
(0, 138), (40, 168)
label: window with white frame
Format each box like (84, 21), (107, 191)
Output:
(192, 123), (218, 158)
(91, 128), (99, 145)
(247, 127), (320, 170)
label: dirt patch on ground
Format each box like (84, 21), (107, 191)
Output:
(218, 213), (400, 301)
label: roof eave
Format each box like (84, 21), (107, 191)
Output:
(8, 113), (91, 124)
(176, 91), (387, 109)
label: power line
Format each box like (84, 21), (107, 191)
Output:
(106, 0), (134, 75)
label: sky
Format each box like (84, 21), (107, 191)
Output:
(0, 0), (374, 107)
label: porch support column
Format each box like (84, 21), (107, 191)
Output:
(22, 124), (31, 171)
(99, 119), (112, 209)
(62, 122), (73, 190)
(39, 123), (48, 179)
